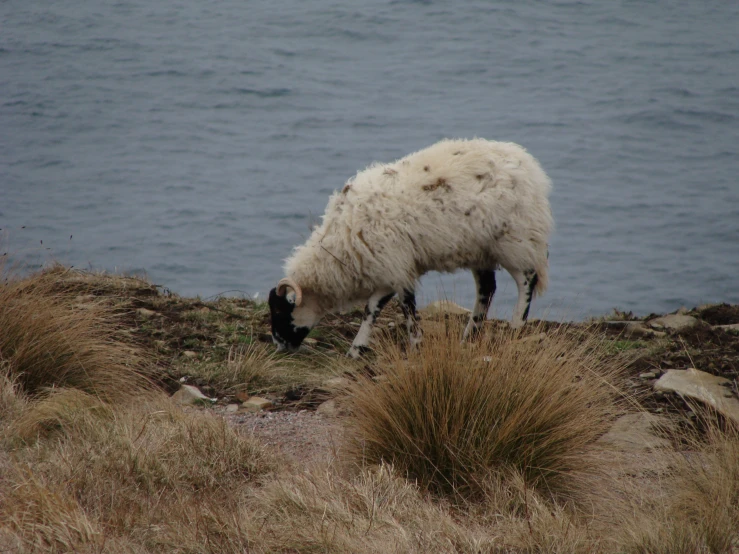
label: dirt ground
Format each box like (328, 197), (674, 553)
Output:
(46, 266), (739, 462)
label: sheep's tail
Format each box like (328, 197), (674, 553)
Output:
(534, 249), (549, 296)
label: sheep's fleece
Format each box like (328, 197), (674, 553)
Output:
(285, 138), (552, 310)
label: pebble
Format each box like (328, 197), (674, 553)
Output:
(172, 384), (211, 405)
(242, 397), (273, 412)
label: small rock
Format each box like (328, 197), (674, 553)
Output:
(647, 314), (698, 332)
(182, 350), (197, 359)
(422, 300), (471, 316)
(599, 413), (670, 452)
(514, 332), (547, 345)
(316, 399), (339, 417)
(654, 368), (739, 424)
(304, 338), (318, 346)
(137, 308), (157, 318)
(323, 377), (350, 390)
(717, 323), (739, 333)
(242, 397), (273, 412)
(225, 404), (240, 414)
(676, 306), (690, 315)
(639, 372), (657, 380)
(172, 384), (210, 405)
(387, 322), (396, 329)
(624, 322), (665, 339)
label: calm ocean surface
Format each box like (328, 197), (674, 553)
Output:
(2, 1), (738, 320)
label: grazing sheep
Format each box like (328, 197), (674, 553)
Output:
(269, 138), (553, 358)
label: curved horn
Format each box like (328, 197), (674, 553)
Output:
(276, 278), (303, 306)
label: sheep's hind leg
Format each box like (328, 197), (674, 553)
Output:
(347, 290), (395, 359)
(510, 268), (538, 329)
(400, 289), (423, 349)
(462, 269), (497, 341)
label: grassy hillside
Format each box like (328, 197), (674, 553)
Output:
(1, 265), (737, 552)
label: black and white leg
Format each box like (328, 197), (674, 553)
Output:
(510, 268), (538, 329)
(347, 289), (396, 358)
(400, 288), (423, 349)
(462, 269), (497, 340)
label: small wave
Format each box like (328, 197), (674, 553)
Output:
(675, 108), (736, 124)
(232, 87), (291, 98)
(618, 109), (701, 131)
(143, 69), (188, 78)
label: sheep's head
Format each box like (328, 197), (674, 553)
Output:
(268, 278), (317, 353)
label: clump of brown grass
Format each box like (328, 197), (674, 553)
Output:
(2, 393), (274, 551)
(345, 322), (625, 501)
(0, 466), (103, 553)
(617, 417), (739, 553)
(248, 462), (488, 553)
(0, 265), (153, 401)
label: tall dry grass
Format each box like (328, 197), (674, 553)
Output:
(0, 265), (153, 401)
(344, 322), (625, 502)
(1, 392), (274, 552)
(616, 418), (739, 553)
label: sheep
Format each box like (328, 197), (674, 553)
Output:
(269, 138), (553, 358)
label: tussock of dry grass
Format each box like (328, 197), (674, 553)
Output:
(0, 266), (153, 401)
(345, 322), (625, 501)
(248, 463), (487, 553)
(617, 419), (739, 553)
(2, 394), (274, 552)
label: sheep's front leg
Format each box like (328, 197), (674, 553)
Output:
(400, 289), (423, 349)
(347, 289), (395, 358)
(510, 269), (538, 329)
(462, 269), (497, 341)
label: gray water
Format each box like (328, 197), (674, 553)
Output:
(2, 0), (738, 320)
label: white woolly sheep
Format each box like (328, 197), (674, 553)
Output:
(269, 138), (553, 358)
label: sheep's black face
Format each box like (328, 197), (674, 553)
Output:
(268, 288), (310, 353)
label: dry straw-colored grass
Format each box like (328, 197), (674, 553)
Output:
(2, 265), (738, 552)
(0, 265), (153, 401)
(1, 392), (274, 552)
(616, 418), (739, 553)
(345, 321), (626, 502)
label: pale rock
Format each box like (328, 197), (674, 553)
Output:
(676, 306), (690, 315)
(316, 399), (339, 417)
(624, 322), (666, 339)
(422, 300), (471, 316)
(514, 332), (547, 345)
(225, 404), (240, 414)
(654, 368), (739, 424)
(137, 308), (157, 318)
(323, 377), (351, 390)
(648, 314), (698, 331)
(639, 371), (657, 380)
(172, 384), (210, 405)
(717, 323), (739, 333)
(599, 413), (670, 452)
(304, 338), (318, 346)
(182, 350), (197, 359)
(242, 397), (273, 412)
